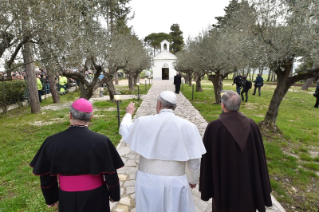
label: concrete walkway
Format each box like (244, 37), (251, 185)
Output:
(111, 81), (285, 212)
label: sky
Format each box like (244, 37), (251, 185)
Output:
(0, 0), (231, 72)
(127, 0), (231, 40)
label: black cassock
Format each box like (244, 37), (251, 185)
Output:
(30, 126), (124, 212)
(199, 112), (272, 212)
(174, 75), (181, 94)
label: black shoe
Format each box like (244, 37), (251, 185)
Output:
(315, 106), (318, 108)
(242, 99), (244, 101)
(252, 94), (255, 95)
(245, 100), (247, 102)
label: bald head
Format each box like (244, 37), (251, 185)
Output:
(221, 90), (241, 112)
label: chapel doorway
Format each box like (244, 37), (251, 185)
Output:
(162, 68), (169, 80)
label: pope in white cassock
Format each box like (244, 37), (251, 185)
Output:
(119, 91), (206, 212)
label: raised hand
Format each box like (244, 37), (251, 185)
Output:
(126, 102), (136, 115)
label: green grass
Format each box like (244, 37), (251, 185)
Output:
(0, 88), (141, 211)
(182, 79), (319, 211)
(105, 83), (152, 95)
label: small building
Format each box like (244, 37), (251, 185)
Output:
(152, 40), (177, 81)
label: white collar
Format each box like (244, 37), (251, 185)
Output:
(159, 109), (174, 114)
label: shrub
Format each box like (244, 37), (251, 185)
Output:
(0, 80), (27, 113)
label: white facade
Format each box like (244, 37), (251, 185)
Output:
(152, 40), (177, 81)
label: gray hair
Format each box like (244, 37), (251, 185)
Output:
(157, 96), (177, 110)
(221, 90), (241, 112)
(70, 106), (92, 122)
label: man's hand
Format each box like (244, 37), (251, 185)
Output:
(189, 183), (196, 189)
(126, 102), (136, 115)
(47, 202), (58, 209)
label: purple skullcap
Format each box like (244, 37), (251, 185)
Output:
(72, 98), (93, 113)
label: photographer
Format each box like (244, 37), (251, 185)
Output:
(252, 74), (264, 96)
(233, 74), (242, 95)
(314, 80), (319, 108)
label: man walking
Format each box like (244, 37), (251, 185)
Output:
(199, 91), (272, 212)
(120, 91), (206, 212)
(314, 80), (319, 108)
(252, 73), (264, 96)
(241, 76), (252, 102)
(233, 74), (242, 94)
(30, 98), (124, 211)
(174, 72), (182, 94)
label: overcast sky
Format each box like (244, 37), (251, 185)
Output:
(128, 0), (231, 40)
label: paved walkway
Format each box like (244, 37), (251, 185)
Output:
(111, 81), (285, 212)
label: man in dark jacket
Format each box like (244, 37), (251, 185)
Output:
(199, 90), (272, 212)
(174, 72), (182, 94)
(314, 80), (319, 108)
(241, 76), (249, 102)
(233, 74), (242, 94)
(252, 74), (263, 96)
(30, 98), (124, 212)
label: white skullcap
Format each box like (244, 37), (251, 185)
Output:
(160, 91), (177, 104)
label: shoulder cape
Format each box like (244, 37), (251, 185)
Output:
(30, 127), (124, 176)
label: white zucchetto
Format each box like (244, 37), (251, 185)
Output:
(159, 91), (177, 104)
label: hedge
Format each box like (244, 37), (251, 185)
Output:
(0, 80), (27, 112)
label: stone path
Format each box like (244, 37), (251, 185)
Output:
(112, 81), (286, 212)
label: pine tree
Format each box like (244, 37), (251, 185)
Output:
(169, 24), (184, 54)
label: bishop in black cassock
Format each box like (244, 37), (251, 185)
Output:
(199, 90), (272, 212)
(30, 98), (124, 212)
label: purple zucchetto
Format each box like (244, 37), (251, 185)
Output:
(72, 98), (93, 113)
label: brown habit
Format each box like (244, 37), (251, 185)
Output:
(199, 112), (272, 212)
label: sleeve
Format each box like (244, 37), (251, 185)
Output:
(40, 174), (59, 205)
(104, 172), (121, 201)
(119, 113), (134, 144)
(186, 159), (201, 184)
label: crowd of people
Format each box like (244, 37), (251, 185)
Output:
(233, 73), (264, 102)
(31, 91), (273, 212)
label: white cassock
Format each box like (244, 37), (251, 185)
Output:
(120, 109), (206, 212)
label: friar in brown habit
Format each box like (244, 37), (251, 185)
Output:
(199, 90), (272, 212)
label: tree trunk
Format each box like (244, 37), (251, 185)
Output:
(187, 71), (192, 86)
(23, 42), (40, 114)
(79, 85), (94, 100)
(47, 68), (60, 103)
(260, 64), (293, 129)
(194, 74), (203, 92)
(209, 73), (222, 104)
(128, 72), (135, 91)
(105, 76), (115, 100)
(267, 70), (271, 81)
(302, 62), (318, 90)
(114, 72), (118, 85)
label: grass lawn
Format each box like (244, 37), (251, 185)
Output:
(0, 88), (143, 211)
(182, 79), (319, 211)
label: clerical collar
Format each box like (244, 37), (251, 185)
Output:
(70, 125), (88, 128)
(160, 109), (174, 113)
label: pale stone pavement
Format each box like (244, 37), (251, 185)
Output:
(111, 81), (286, 212)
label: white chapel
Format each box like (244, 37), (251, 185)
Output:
(152, 40), (177, 81)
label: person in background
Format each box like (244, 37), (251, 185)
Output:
(37, 74), (43, 103)
(252, 74), (264, 96)
(314, 79), (319, 108)
(174, 72), (182, 94)
(199, 90), (272, 212)
(233, 74), (243, 95)
(241, 76), (252, 102)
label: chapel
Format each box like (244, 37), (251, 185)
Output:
(152, 40), (177, 81)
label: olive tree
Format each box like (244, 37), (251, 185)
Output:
(236, 0), (319, 129)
